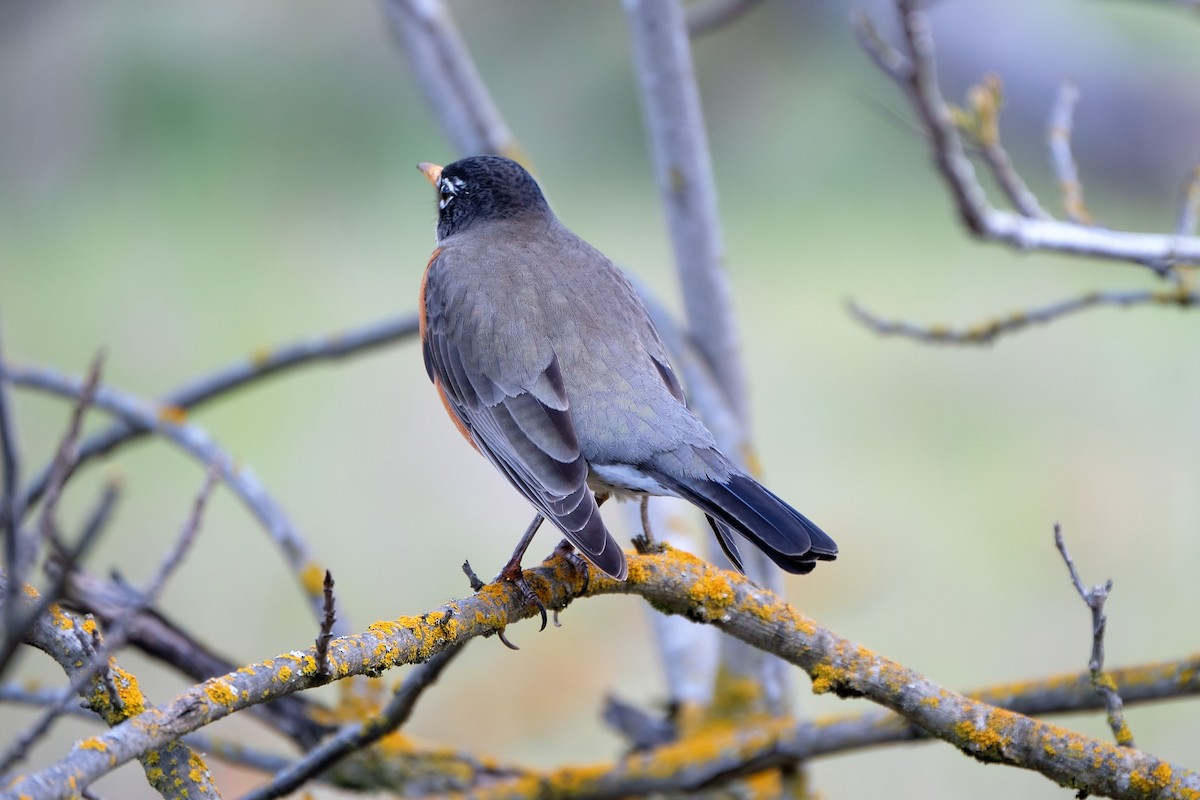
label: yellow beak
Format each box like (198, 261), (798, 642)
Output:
(418, 162), (444, 187)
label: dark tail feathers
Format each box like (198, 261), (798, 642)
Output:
(653, 471), (837, 575)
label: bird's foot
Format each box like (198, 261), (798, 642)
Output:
(498, 557), (549, 637)
(631, 496), (662, 556)
(546, 539), (591, 627)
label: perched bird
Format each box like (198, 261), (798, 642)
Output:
(418, 155), (836, 583)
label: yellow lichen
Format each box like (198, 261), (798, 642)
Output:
(277, 666), (293, 683)
(810, 664), (838, 695)
(158, 405), (188, 425)
(300, 563), (326, 597)
(50, 604), (72, 630)
(79, 737), (107, 752)
(204, 679), (237, 707)
(686, 571), (734, 619)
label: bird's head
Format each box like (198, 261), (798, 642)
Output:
(419, 155), (550, 241)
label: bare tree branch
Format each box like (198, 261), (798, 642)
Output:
(848, 286), (1200, 345)
(241, 643), (467, 800)
(0, 464), (218, 774)
(0, 359), (346, 635)
(7, 548), (1197, 800)
(1, 572), (219, 799)
(57, 564), (329, 749)
(0, 353), (104, 680)
(853, 1), (1200, 273)
(1055, 524), (1133, 748)
(314, 570), (336, 677)
(382, 0), (519, 159)
(1047, 82), (1093, 225)
(0, 322), (21, 615)
(623, 0), (749, 431)
(686, 0), (767, 37)
(957, 74), (1050, 219)
(624, 0), (793, 725)
(0, 476), (118, 680)
(17, 313), (418, 523)
(1177, 166), (1200, 236)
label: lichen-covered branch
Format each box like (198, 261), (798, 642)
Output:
(7, 547), (1197, 800)
(848, 286), (1200, 345)
(0, 574), (218, 799)
(242, 643), (467, 800)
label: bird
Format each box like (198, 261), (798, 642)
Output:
(417, 155), (836, 586)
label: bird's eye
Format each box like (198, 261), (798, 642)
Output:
(438, 182), (456, 210)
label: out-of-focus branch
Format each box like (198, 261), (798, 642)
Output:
(0, 572), (219, 799)
(848, 286), (1200, 345)
(382, 0), (519, 159)
(9, 547), (1198, 800)
(16, 314), (418, 522)
(0, 360), (345, 635)
(0, 476), (117, 681)
(956, 74), (1049, 219)
(686, 0), (766, 37)
(623, 0), (749, 431)
(1055, 524), (1133, 748)
(852, 2), (1200, 273)
(1048, 82), (1093, 225)
(0, 322), (21, 612)
(1178, 166), (1200, 236)
(0, 353), (104, 681)
(623, 0), (791, 726)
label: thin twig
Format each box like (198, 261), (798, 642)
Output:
(1, 360), (345, 635)
(0, 322), (21, 608)
(0, 464), (219, 773)
(1177, 166), (1200, 236)
(314, 570), (336, 677)
(1048, 82), (1092, 225)
(0, 477), (119, 679)
(382, 0), (518, 159)
(0, 353), (104, 681)
(1054, 523), (1134, 748)
(963, 74), (1050, 219)
(686, 0), (766, 37)
(848, 286), (1200, 345)
(241, 643), (468, 800)
(850, 10), (913, 81)
(16, 314), (418, 523)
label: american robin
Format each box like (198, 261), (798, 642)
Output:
(418, 155), (836, 585)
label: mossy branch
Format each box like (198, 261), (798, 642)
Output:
(4, 546), (1197, 799)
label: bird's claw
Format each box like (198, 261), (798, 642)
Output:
(499, 560), (549, 634)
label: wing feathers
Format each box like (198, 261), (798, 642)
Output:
(423, 255), (625, 578)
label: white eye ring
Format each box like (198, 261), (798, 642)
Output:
(438, 176), (465, 210)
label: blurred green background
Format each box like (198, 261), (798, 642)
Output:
(2, 1), (1198, 797)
